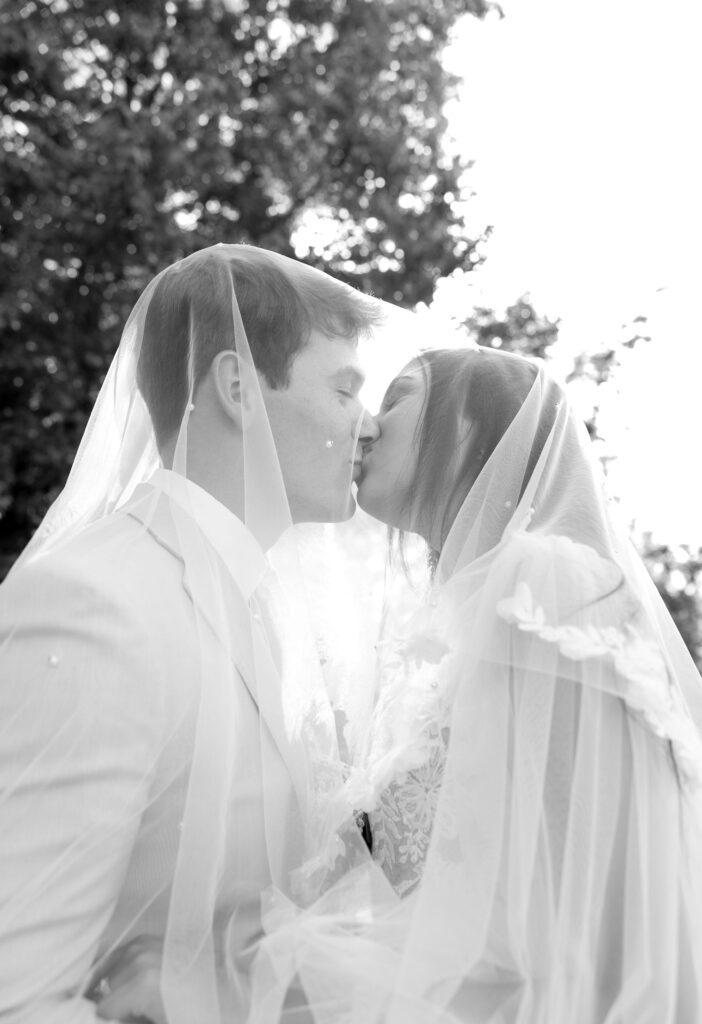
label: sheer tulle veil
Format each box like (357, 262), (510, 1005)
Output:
(3, 239), (701, 1023)
(248, 347), (702, 1024)
(0, 243), (445, 1023)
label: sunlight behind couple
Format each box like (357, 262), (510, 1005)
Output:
(438, 0), (702, 546)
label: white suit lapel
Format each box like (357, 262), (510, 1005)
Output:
(123, 484), (309, 813)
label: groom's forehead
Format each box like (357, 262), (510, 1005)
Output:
(330, 364), (365, 388)
(297, 331), (366, 382)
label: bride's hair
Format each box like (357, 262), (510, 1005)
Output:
(403, 346), (553, 562)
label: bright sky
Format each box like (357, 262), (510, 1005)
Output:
(428, 0), (702, 543)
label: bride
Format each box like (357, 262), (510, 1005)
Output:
(87, 342), (702, 1023)
(349, 344), (702, 1022)
(246, 343), (702, 1024)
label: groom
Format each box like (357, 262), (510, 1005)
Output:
(0, 246), (380, 1023)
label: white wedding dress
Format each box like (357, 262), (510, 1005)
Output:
(247, 355), (702, 1024)
(370, 721), (450, 897)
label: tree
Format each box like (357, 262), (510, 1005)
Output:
(0, 0), (492, 575)
(640, 537), (702, 673)
(462, 294), (560, 359)
(565, 314), (652, 438)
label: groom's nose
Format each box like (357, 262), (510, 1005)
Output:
(359, 407), (380, 445)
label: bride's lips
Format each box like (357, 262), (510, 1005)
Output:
(355, 449), (373, 484)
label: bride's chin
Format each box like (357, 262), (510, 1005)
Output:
(355, 481), (374, 516)
(357, 490), (405, 532)
(356, 480), (391, 526)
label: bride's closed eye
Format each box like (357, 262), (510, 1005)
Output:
(381, 377), (415, 413)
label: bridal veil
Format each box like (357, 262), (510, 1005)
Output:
(0, 244), (421, 1023)
(3, 247), (701, 1024)
(250, 348), (702, 1023)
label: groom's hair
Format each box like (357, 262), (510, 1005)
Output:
(137, 245), (381, 448)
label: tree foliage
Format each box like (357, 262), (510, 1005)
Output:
(463, 294), (560, 360)
(641, 538), (702, 672)
(0, 0), (490, 573)
(565, 314), (652, 437)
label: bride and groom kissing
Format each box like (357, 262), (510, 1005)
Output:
(2, 244), (702, 1024)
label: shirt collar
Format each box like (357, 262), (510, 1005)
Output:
(149, 468), (268, 601)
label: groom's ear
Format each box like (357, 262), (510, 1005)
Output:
(210, 350), (255, 425)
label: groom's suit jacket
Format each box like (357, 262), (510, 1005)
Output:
(0, 472), (305, 1024)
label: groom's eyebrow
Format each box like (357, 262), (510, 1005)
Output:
(331, 366), (365, 391)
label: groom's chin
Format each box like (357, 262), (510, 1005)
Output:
(303, 494), (357, 525)
(334, 492), (357, 522)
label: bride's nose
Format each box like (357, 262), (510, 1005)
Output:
(358, 408), (380, 445)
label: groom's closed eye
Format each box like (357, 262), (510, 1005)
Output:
(331, 367), (364, 399)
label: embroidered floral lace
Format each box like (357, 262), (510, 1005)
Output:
(369, 719), (450, 897)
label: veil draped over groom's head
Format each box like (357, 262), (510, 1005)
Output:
(20, 244), (383, 556)
(0, 244), (446, 1022)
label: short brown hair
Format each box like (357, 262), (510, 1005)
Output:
(137, 244), (382, 447)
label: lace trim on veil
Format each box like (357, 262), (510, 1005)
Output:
(497, 578), (702, 787)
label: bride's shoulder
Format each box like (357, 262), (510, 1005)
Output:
(441, 530), (628, 623)
(494, 529), (617, 574)
(491, 530), (628, 615)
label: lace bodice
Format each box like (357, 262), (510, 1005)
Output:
(369, 720), (450, 896)
(339, 614), (456, 898)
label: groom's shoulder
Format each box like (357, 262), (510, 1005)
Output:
(4, 505), (184, 618)
(0, 510), (198, 730)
